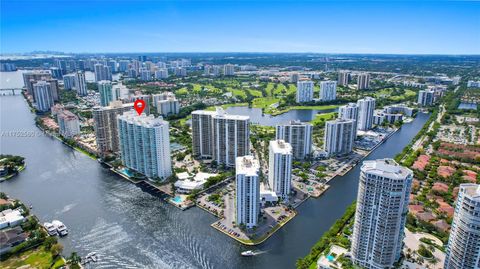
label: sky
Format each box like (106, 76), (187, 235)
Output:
(1, 1), (479, 54)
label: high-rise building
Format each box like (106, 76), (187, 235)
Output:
(117, 111), (172, 180)
(57, 110), (81, 138)
(417, 89), (435, 106)
(211, 66), (221, 77)
(46, 79), (60, 102)
(33, 81), (54, 112)
(107, 60), (117, 73)
(118, 60), (130, 72)
(351, 159), (413, 269)
(444, 183), (480, 269)
(290, 72), (300, 83)
(275, 121), (312, 160)
(94, 64), (112, 82)
(319, 81), (337, 101)
(98, 80), (114, 106)
(338, 102), (359, 133)
(324, 119), (355, 156)
(357, 73), (370, 90)
(93, 101), (133, 156)
(296, 80), (314, 103)
(337, 71), (350, 86)
(192, 110), (215, 158)
(191, 108), (250, 167)
(357, 97), (376, 131)
(235, 155), (260, 228)
(151, 92), (175, 105)
(77, 60), (85, 71)
(174, 67), (187, 77)
(212, 108), (250, 167)
(23, 71), (52, 99)
(157, 99), (180, 117)
(63, 74), (76, 90)
(154, 68), (169, 79)
(139, 68), (151, 81)
(75, 71), (87, 96)
(55, 59), (67, 75)
(133, 95), (151, 115)
(128, 68), (138, 78)
(223, 64), (235, 76)
(268, 140), (292, 200)
(50, 67), (62, 79)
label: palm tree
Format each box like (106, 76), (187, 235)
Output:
(67, 252), (82, 265)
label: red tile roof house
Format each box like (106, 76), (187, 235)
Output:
(432, 182), (449, 193)
(409, 204), (425, 214)
(412, 155), (430, 171)
(463, 170), (477, 183)
(453, 187), (460, 199)
(438, 205), (455, 217)
(432, 219), (450, 232)
(438, 166), (456, 178)
(416, 211), (436, 222)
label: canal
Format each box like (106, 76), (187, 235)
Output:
(0, 93), (428, 269)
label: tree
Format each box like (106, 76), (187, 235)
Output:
(50, 243), (63, 257)
(44, 236), (58, 250)
(67, 252), (82, 268)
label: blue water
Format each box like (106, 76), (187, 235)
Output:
(327, 255), (334, 262)
(172, 196), (183, 203)
(225, 106), (337, 126)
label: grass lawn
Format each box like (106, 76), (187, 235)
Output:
(0, 246), (66, 269)
(252, 97), (280, 109)
(248, 89), (264, 98)
(310, 112), (338, 125)
(176, 88), (189, 95)
(227, 87), (247, 98)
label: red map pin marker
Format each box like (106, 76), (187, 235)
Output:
(134, 99), (146, 115)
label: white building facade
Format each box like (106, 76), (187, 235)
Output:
(268, 140), (292, 200)
(275, 121), (312, 160)
(117, 111), (172, 180)
(351, 159), (413, 269)
(236, 156), (260, 228)
(296, 80), (314, 103)
(319, 81), (337, 101)
(357, 97), (376, 131)
(444, 183), (480, 269)
(324, 119), (355, 156)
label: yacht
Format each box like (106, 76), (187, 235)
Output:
(52, 220), (68, 236)
(43, 222), (57, 236)
(241, 250), (255, 257)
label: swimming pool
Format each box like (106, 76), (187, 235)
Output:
(172, 196), (183, 203)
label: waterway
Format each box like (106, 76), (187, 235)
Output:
(0, 93), (429, 269)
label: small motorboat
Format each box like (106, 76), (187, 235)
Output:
(52, 220), (68, 236)
(241, 250), (255, 257)
(43, 222), (57, 236)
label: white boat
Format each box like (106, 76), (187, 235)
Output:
(241, 250), (255, 257)
(43, 222), (57, 236)
(52, 220), (68, 236)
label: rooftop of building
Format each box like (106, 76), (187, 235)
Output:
(460, 183), (480, 199)
(236, 156), (259, 176)
(192, 107), (250, 121)
(270, 140), (292, 154)
(118, 110), (168, 128)
(57, 110), (79, 120)
(361, 158), (412, 179)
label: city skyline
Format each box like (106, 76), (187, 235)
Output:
(1, 1), (479, 55)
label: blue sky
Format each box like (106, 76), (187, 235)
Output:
(1, 1), (479, 54)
